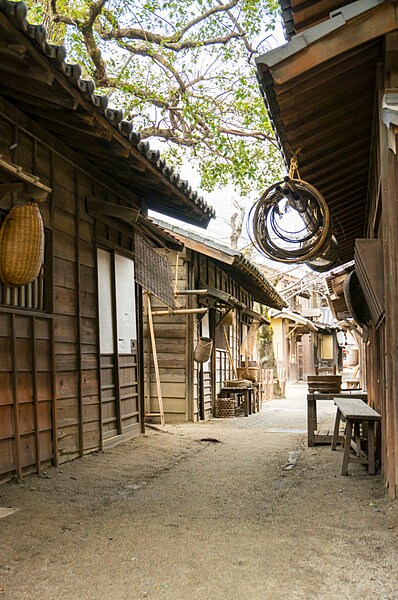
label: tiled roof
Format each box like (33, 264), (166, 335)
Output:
(0, 0), (215, 224)
(151, 218), (286, 310)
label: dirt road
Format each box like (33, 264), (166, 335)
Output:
(1, 385), (397, 599)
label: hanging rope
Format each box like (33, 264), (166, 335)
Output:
(247, 151), (340, 271)
(288, 148), (301, 180)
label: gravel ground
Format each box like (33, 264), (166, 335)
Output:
(0, 384), (397, 600)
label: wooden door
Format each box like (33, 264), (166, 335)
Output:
(0, 311), (53, 482)
(97, 250), (140, 444)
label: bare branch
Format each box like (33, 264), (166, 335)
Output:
(121, 43), (188, 92)
(216, 0), (256, 57)
(176, 0), (239, 39)
(218, 128), (276, 142)
(100, 25), (241, 51)
(139, 127), (198, 147)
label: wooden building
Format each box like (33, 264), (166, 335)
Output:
(256, 0), (398, 496)
(0, 2), (215, 482)
(271, 308), (340, 383)
(145, 221), (285, 422)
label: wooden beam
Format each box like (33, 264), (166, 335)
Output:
(385, 31), (398, 72)
(33, 114), (114, 142)
(0, 154), (52, 200)
(269, 3), (397, 86)
(0, 78), (79, 110)
(292, 0), (357, 32)
(0, 57), (55, 85)
(86, 197), (140, 225)
(151, 308), (208, 316)
(173, 236), (235, 265)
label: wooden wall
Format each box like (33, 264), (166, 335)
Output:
(144, 250), (191, 423)
(0, 96), (142, 480)
(363, 44), (398, 498)
(145, 247), (257, 423)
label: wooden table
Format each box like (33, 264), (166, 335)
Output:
(218, 385), (258, 417)
(307, 390), (368, 446)
(331, 397), (381, 475)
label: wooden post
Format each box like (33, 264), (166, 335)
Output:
(146, 294), (165, 426)
(10, 314), (22, 481)
(136, 285), (146, 434)
(110, 250), (122, 434)
(50, 318), (59, 467)
(32, 317), (41, 474)
(75, 168), (84, 457)
(222, 325), (238, 379)
(379, 57), (398, 497)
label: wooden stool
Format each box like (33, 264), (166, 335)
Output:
(331, 397), (381, 475)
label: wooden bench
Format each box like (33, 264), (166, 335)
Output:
(307, 390), (367, 446)
(331, 398), (381, 475)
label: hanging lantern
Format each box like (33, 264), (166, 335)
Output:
(0, 203), (44, 287)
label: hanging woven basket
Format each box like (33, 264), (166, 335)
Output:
(0, 203), (44, 287)
(194, 337), (213, 363)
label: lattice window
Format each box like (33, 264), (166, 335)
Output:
(134, 232), (175, 309)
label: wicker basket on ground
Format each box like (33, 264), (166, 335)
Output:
(215, 397), (236, 418)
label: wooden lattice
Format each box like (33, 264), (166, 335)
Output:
(134, 232), (176, 308)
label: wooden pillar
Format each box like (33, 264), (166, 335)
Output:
(136, 285), (146, 434)
(32, 317), (41, 474)
(10, 314), (22, 481)
(379, 50), (398, 497)
(75, 169), (84, 457)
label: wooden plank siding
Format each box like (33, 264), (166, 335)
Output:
(0, 312), (53, 483)
(144, 247), (258, 423)
(144, 251), (190, 423)
(0, 98), (143, 480)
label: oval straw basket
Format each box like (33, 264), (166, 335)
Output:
(237, 366), (258, 382)
(194, 337), (213, 363)
(0, 203), (44, 287)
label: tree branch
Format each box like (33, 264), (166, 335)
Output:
(100, 26), (241, 51)
(121, 43), (188, 92)
(216, 0), (256, 57)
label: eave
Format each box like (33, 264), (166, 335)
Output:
(151, 218), (286, 310)
(256, 0), (396, 264)
(271, 309), (318, 333)
(0, 1), (215, 227)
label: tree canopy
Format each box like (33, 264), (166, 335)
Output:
(26, 0), (283, 195)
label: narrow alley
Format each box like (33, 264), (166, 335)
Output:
(1, 385), (397, 600)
